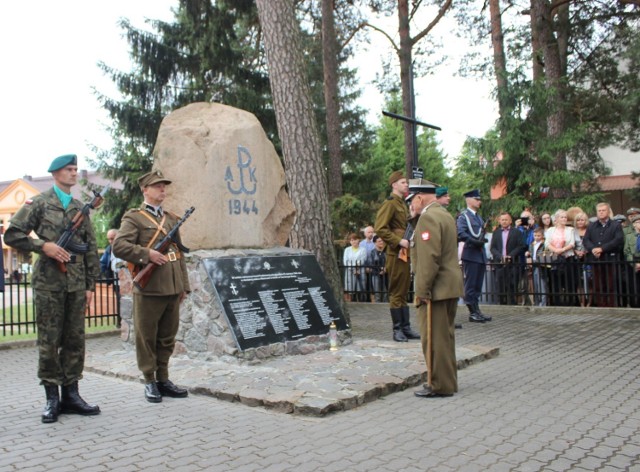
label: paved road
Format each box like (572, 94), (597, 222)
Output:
(1, 304), (639, 471)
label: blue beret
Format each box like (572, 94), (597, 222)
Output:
(435, 187), (449, 198)
(48, 154), (77, 172)
(463, 189), (481, 199)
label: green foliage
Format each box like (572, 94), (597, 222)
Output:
(457, 118), (605, 222)
(340, 92), (450, 229)
(91, 0), (274, 225)
(451, 1), (640, 219)
(345, 92), (449, 201)
(91, 0), (373, 232)
(330, 194), (374, 240)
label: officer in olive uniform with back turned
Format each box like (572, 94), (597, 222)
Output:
(4, 154), (101, 423)
(408, 181), (464, 397)
(374, 170), (420, 342)
(112, 170), (190, 403)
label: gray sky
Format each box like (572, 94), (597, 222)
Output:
(0, 1), (496, 181)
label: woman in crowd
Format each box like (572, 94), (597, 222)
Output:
(366, 235), (388, 303)
(573, 211), (592, 307)
(539, 212), (553, 233)
(544, 209), (577, 306)
(343, 232), (367, 302)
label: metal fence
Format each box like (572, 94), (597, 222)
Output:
(339, 257), (640, 308)
(1, 277), (120, 336)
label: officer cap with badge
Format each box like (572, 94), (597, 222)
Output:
(405, 179), (437, 202)
(627, 207), (640, 216)
(463, 189), (482, 199)
(138, 170), (172, 188)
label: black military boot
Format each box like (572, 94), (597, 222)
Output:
(60, 382), (101, 415)
(42, 385), (60, 424)
(474, 303), (492, 322)
(467, 304), (485, 323)
(391, 308), (408, 342)
(401, 306), (420, 339)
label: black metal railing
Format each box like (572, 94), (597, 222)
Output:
(1, 276), (120, 337)
(339, 258), (640, 308)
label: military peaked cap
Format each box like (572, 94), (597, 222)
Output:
(138, 170), (172, 187)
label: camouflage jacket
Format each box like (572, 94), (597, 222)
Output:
(4, 188), (99, 292)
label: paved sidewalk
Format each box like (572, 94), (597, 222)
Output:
(1, 304), (639, 471)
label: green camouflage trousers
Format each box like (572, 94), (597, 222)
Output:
(35, 290), (87, 386)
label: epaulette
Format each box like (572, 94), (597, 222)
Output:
(386, 196), (393, 200)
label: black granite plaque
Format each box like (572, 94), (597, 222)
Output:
(203, 255), (348, 351)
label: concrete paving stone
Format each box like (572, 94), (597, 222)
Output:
(531, 447), (561, 463)
(2, 304), (639, 471)
(546, 457), (586, 472)
(471, 452), (505, 468)
(393, 466), (424, 472)
(589, 445), (618, 460)
(602, 435), (627, 448)
(519, 459), (550, 472)
(429, 462), (457, 472)
(607, 453), (640, 469)
(71, 467), (108, 472)
(574, 437), (600, 450)
(576, 455), (607, 469)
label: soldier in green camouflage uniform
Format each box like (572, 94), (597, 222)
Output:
(4, 154), (101, 423)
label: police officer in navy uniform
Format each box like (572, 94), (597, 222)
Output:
(113, 170), (190, 403)
(456, 189), (491, 322)
(5, 154), (101, 423)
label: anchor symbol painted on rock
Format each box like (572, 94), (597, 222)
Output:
(225, 145), (257, 195)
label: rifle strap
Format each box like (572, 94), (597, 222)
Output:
(138, 211), (167, 248)
(128, 212), (167, 278)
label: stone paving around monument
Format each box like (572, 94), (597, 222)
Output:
(84, 336), (498, 417)
(1, 303), (639, 471)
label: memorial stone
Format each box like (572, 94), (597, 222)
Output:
(118, 103), (349, 362)
(153, 102), (295, 249)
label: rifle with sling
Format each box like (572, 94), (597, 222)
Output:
(132, 206), (195, 290)
(398, 221), (414, 262)
(55, 184), (110, 273)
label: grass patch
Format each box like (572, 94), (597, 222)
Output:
(0, 319), (119, 343)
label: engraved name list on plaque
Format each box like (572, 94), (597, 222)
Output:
(203, 255), (348, 351)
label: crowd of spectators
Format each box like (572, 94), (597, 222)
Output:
(341, 201), (640, 309)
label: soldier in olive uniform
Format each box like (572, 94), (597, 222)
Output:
(408, 181), (464, 397)
(112, 170), (190, 403)
(374, 170), (420, 342)
(4, 154), (101, 423)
